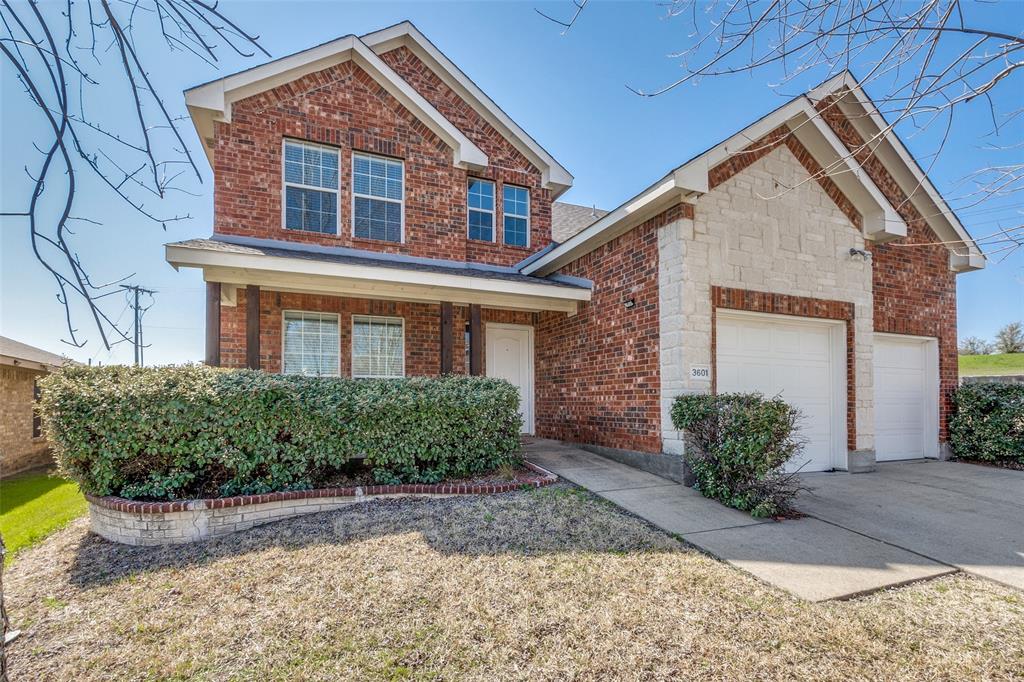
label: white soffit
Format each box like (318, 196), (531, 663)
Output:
(361, 21), (574, 197)
(809, 71), (986, 272)
(184, 35), (487, 170)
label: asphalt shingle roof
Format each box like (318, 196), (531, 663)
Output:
(551, 202), (608, 243)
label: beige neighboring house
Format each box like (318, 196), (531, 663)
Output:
(1, 336), (70, 477)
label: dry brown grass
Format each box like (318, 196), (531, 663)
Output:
(6, 484), (1023, 681)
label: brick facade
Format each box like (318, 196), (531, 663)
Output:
(213, 55), (550, 266)
(1, 365), (52, 477)
(534, 204), (691, 452)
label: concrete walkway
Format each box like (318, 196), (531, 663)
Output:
(525, 439), (953, 601)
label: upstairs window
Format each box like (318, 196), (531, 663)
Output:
(353, 153), (403, 243)
(352, 315), (405, 378)
(283, 140), (339, 234)
(503, 185), (529, 247)
(467, 178), (495, 241)
(283, 311), (340, 376)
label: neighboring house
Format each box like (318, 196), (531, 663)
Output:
(0, 336), (68, 476)
(166, 21), (985, 475)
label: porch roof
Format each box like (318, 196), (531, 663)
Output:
(166, 236), (591, 314)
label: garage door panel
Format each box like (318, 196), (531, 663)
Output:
(874, 336), (935, 461)
(716, 314), (842, 473)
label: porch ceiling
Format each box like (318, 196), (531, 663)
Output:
(166, 238), (590, 314)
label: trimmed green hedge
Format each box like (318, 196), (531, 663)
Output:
(671, 393), (804, 517)
(40, 365), (523, 500)
(950, 382), (1024, 464)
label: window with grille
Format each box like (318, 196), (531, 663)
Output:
(282, 311), (340, 376)
(502, 184), (529, 247)
(467, 178), (494, 241)
(353, 153), (403, 242)
(283, 140), (339, 234)
(352, 315), (404, 378)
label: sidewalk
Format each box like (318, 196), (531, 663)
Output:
(525, 439), (954, 601)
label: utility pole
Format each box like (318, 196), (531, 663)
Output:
(120, 284), (156, 366)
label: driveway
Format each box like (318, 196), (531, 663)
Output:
(797, 459), (1024, 591)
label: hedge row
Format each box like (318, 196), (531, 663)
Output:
(40, 365), (523, 500)
(950, 382), (1024, 464)
(671, 392), (804, 518)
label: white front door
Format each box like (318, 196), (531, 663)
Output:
(716, 311), (846, 473)
(485, 323), (534, 434)
(874, 334), (938, 461)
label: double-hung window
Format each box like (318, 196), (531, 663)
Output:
(282, 311), (340, 376)
(502, 185), (529, 247)
(283, 140), (339, 234)
(352, 315), (405, 378)
(467, 178), (495, 241)
(353, 153), (403, 242)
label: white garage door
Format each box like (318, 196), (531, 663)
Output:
(874, 335), (938, 461)
(716, 311), (844, 472)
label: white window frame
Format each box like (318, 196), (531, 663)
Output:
(280, 138), (341, 235)
(467, 178), (496, 243)
(502, 184), (530, 248)
(351, 152), (405, 244)
(280, 310), (341, 377)
(351, 314), (406, 378)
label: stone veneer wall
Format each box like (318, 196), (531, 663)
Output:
(1, 364), (53, 477)
(88, 464), (557, 546)
(660, 143), (875, 459)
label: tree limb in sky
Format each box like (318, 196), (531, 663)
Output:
(0, 0), (268, 350)
(541, 0), (1024, 261)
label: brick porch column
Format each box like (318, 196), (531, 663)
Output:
(469, 304), (482, 376)
(440, 301), (454, 374)
(205, 282), (221, 367)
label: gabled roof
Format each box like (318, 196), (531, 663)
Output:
(361, 22), (573, 197)
(185, 34), (487, 170)
(522, 72), (985, 276)
(0, 335), (70, 372)
(552, 202), (608, 242)
(184, 22), (574, 195)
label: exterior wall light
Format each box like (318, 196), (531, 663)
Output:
(623, 298), (636, 309)
(849, 247), (872, 262)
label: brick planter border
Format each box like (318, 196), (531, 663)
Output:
(87, 462), (557, 546)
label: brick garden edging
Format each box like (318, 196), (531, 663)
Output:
(87, 462), (557, 546)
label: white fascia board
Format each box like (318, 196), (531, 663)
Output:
(165, 244), (590, 305)
(522, 175), (689, 276)
(361, 22), (574, 195)
(810, 72), (985, 270)
(183, 36), (487, 170)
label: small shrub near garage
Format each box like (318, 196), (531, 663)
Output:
(950, 382), (1024, 465)
(671, 393), (804, 518)
(40, 365), (523, 500)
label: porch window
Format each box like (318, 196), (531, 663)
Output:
(282, 311), (340, 376)
(353, 153), (403, 243)
(467, 178), (494, 241)
(283, 140), (339, 234)
(502, 185), (529, 247)
(352, 315), (404, 378)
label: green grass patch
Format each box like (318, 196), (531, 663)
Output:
(1, 471), (87, 564)
(959, 353), (1024, 376)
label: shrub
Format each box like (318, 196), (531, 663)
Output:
(40, 365), (523, 500)
(950, 382), (1024, 464)
(671, 393), (805, 517)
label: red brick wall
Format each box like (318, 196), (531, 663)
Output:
(534, 204), (690, 453)
(213, 55), (551, 266)
(817, 98), (958, 440)
(710, 286), (857, 451)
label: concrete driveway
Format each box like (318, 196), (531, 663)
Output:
(797, 459), (1024, 591)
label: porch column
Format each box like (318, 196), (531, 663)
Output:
(246, 284), (260, 370)
(469, 303), (482, 376)
(440, 301), (454, 374)
(205, 282), (221, 367)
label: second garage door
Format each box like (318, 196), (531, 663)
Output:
(874, 334), (938, 461)
(716, 311), (846, 472)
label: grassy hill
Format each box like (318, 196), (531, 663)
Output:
(959, 353), (1024, 377)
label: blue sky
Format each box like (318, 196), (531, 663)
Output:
(2, 0), (1021, 365)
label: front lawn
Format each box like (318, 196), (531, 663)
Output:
(959, 352), (1024, 376)
(5, 485), (1022, 680)
(1, 470), (87, 564)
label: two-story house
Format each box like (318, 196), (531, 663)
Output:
(167, 22), (985, 476)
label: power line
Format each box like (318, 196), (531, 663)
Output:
(119, 284), (157, 366)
